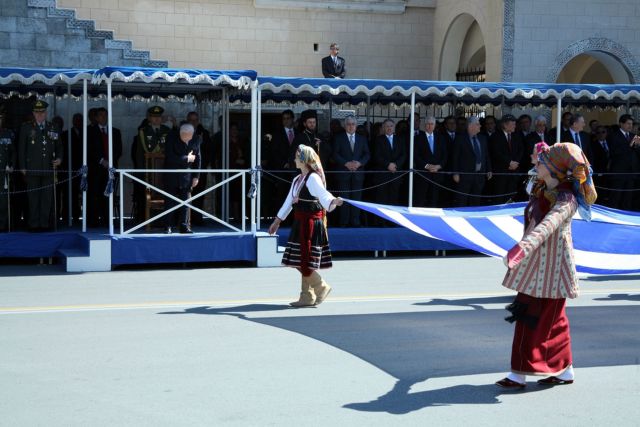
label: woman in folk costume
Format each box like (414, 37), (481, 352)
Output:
(268, 144), (343, 307)
(496, 142), (597, 388)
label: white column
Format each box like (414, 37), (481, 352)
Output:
(67, 84), (72, 226)
(556, 97), (562, 143)
(408, 92), (415, 208)
(82, 79), (88, 233)
(107, 79), (114, 236)
(250, 84), (257, 234)
(256, 87), (262, 230)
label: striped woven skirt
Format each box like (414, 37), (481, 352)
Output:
(282, 210), (332, 275)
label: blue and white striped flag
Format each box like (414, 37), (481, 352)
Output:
(345, 199), (640, 275)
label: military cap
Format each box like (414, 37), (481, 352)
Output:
(148, 105), (164, 116)
(300, 109), (317, 122)
(32, 100), (49, 112)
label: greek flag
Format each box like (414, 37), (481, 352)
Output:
(345, 200), (640, 276)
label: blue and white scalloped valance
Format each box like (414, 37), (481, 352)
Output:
(258, 76), (640, 105)
(0, 67), (95, 85)
(92, 67), (257, 89)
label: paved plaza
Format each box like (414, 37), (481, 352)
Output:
(1, 256), (639, 426)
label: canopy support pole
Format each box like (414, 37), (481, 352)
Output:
(250, 83), (257, 234)
(67, 84), (72, 226)
(256, 87), (262, 231)
(107, 79), (114, 236)
(82, 79), (88, 233)
(556, 96), (562, 143)
(408, 92), (415, 208)
(222, 88), (230, 222)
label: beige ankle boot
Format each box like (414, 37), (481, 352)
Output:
(309, 271), (332, 305)
(290, 275), (316, 307)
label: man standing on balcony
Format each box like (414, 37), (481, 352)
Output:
(322, 43), (346, 79)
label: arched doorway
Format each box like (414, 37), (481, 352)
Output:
(555, 51), (633, 127)
(439, 14), (486, 82)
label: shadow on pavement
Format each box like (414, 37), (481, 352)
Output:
(593, 293), (640, 302)
(343, 379), (544, 414)
(414, 295), (513, 310)
(159, 303), (293, 319)
(159, 304), (640, 414)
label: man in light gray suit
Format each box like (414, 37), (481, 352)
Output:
(332, 115), (370, 227)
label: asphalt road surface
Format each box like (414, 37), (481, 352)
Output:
(1, 256), (639, 426)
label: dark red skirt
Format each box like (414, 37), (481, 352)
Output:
(510, 293), (572, 375)
(281, 210), (332, 276)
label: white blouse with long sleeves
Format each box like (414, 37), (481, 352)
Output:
(276, 173), (336, 220)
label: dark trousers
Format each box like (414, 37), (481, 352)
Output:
(413, 171), (442, 207)
(164, 186), (190, 229)
(0, 172), (8, 229)
(374, 172), (402, 225)
(609, 177), (634, 211)
(491, 173), (519, 204)
(455, 175), (486, 207)
(26, 174), (54, 229)
(191, 173), (207, 225)
(87, 172), (108, 227)
(336, 170), (364, 226)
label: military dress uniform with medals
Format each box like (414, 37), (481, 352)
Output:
(0, 120), (16, 231)
(135, 107), (170, 169)
(18, 100), (63, 230)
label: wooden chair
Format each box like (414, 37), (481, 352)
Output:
(144, 152), (165, 231)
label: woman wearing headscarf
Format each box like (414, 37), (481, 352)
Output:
(496, 142), (597, 388)
(269, 144), (343, 307)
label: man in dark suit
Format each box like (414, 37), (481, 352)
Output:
(489, 114), (523, 204)
(373, 119), (406, 223)
(87, 107), (123, 227)
(414, 116), (447, 207)
(321, 43), (346, 79)
(185, 111), (212, 226)
(524, 115), (551, 167)
(561, 113), (593, 161)
(549, 111), (573, 142)
(163, 124), (201, 234)
(591, 125), (611, 206)
(452, 116), (492, 207)
(608, 114), (639, 211)
(263, 110), (296, 219)
(332, 115), (370, 226)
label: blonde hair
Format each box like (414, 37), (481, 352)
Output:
(297, 144), (326, 186)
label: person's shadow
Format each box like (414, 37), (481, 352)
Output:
(414, 296), (514, 311)
(159, 303), (294, 320)
(343, 379), (543, 414)
(593, 293), (640, 302)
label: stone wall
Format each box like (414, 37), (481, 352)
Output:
(57, 0), (435, 79)
(511, 0), (640, 83)
(0, 0), (166, 68)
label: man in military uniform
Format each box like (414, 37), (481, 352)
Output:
(18, 100), (63, 231)
(0, 110), (17, 232)
(131, 106), (171, 225)
(134, 105), (171, 169)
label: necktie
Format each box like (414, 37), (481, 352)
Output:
(349, 134), (355, 152)
(626, 132), (631, 142)
(602, 141), (609, 154)
(388, 135), (393, 149)
(427, 134), (434, 154)
(472, 136), (481, 159)
(507, 133), (512, 152)
(574, 132), (582, 148)
(287, 129), (294, 145)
